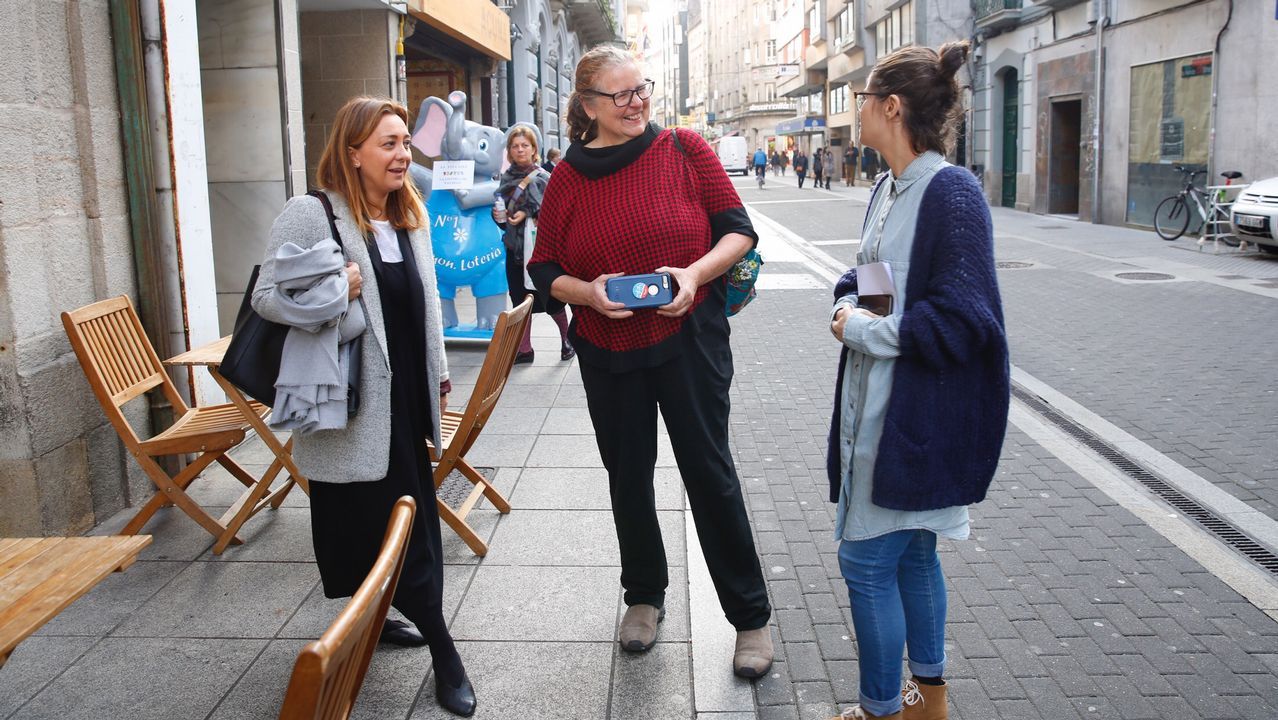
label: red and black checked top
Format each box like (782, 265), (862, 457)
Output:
(528, 124), (756, 372)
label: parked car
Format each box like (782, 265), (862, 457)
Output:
(717, 136), (749, 176)
(1230, 176), (1278, 254)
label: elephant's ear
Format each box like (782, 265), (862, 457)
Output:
(412, 97), (450, 157)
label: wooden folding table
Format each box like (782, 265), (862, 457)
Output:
(0, 535), (151, 668)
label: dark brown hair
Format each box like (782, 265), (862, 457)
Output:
(316, 96), (426, 236)
(869, 41), (969, 155)
(565, 45), (637, 144)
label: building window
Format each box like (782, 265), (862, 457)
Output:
(766, 39), (777, 61)
(808, 2), (824, 40)
(1126, 53), (1213, 225)
(830, 84), (849, 114)
(834, 5), (856, 48)
(875, 1), (913, 56)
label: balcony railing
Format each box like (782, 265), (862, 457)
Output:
(974, 0), (1023, 32)
(974, 0), (1022, 15)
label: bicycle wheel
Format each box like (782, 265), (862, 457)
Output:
(1153, 196), (1189, 240)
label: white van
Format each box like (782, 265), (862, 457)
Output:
(717, 136), (749, 176)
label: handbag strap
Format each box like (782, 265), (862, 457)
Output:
(308, 190), (373, 324)
(308, 190), (345, 249)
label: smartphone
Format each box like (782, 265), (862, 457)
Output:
(605, 273), (674, 309)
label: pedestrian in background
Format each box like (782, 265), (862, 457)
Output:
(793, 148), (809, 187)
(845, 145), (858, 186)
(493, 124), (573, 364)
(770, 149), (782, 176)
(826, 40), (1008, 720)
(542, 146), (562, 173)
(812, 147), (825, 190)
(781, 151), (789, 176)
(252, 96), (476, 717)
(823, 148), (835, 189)
(529, 45), (774, 680)
(861, 145), (878, 181)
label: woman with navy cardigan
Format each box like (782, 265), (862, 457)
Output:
(827, 41), (1009, 720)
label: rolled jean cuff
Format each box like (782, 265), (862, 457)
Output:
(859, 691), (903, 718)
(909, 654), (946, 680)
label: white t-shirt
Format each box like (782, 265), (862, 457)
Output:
(369, 219), (403, 263)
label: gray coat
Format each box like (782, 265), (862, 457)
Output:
(252, 191), (448, 483)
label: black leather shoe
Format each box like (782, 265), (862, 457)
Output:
(379, 618), (426, 647)
(560, 342), (575, 361)
(514, 350), (535, 365)
(435, 671), (477, 717)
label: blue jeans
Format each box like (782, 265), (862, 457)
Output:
(838, 530), (948, 717)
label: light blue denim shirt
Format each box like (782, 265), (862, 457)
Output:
(832, 151), (971, 542)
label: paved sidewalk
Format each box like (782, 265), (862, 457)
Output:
(4, 190), (1278, 719)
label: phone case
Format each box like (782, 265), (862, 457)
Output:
(606, 273), (674, 308)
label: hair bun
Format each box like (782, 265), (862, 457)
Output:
(938, 41), (969, 81)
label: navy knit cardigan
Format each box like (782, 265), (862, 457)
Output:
(827, 165), (1010, 511)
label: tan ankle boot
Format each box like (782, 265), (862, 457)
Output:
(829, 706), (903, 719)
(901, 678), (948, 720)
(732, 626), (774, 678)
(618, 604), (663, 652)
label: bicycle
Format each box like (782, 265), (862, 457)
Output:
(1152, 165), (1245, 246)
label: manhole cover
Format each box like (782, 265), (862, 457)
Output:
(996, 261), (1034, 269)
(1115, 272), (1175, 281)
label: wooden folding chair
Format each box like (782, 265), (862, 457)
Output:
(61, 296), (296, 553)
(279, 496), (415, 720)
(430, 297), (533, 556)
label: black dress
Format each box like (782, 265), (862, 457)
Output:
(308, 228), (443, 616)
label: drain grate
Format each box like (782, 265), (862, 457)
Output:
(1035, 224), (1067, 230)
(1115, 271), (1175, 281)
(997, 261), (1034, 269)
(438, 466), (495, 508)
(1012, 385), (1278, 576)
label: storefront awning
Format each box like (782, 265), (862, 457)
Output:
(776, 116), (827, 136)
(407, 0), (511, 61)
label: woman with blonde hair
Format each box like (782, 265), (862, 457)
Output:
(493, 123), (573, 363)
(826, 41), (1008, 720)
(252, 96), (475, 716)
(528, 45), (773, 678)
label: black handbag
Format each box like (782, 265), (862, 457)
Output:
(220, 191), (362, 416)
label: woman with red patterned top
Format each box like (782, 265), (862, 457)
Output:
(528, 45), (773, 679)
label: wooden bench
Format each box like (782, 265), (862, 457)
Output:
(0, 535), (151, 668)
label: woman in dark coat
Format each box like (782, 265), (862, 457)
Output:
(826, 42), (1008, 720)
(494, 124), (573, 364)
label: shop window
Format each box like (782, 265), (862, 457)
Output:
(1126, 53), (1212, 226)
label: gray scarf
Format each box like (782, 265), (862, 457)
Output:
(268, 238), (366, 434)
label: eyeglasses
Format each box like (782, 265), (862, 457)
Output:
(586, 80), (656, 107)
(854, 91), (890, 112)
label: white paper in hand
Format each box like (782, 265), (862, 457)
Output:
(856, 261), (894, 316)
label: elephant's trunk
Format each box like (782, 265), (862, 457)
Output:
(445, 91), (467, 159)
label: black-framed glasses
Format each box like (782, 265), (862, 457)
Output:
(586, 79), (655, 107)
(854, 91), (890, 112)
